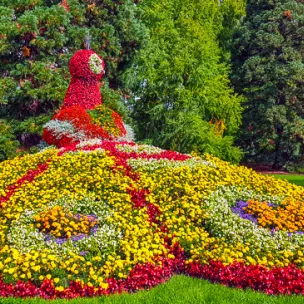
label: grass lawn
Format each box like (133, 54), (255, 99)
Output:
(1, 275), (304, 304)
(270, 174), (304, 187)
(1, 174), (303, 303)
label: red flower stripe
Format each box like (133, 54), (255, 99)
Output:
(1, 259), (304, 298)
(0, 162), (50, 207)
(127, 188), (161, 224)
(185, 261), (304, 295)
(79, 141), (191, 162)
(112, 111), (126, 136)
(0, 256), (182, 299)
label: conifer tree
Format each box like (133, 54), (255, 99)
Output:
(124, 0), (245, 162)
(0, 0), (145, 150)
(231, 0), (304, 167)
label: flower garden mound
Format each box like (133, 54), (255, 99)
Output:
(1, 141), (304, 298)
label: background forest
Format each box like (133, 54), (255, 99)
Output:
(0, 0), (303, 170)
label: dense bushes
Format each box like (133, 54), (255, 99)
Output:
(0, 120), (19, 162)
(124, 0), (245, 163)
(0, 0), (145, 156)
(231, 0), (304, 167)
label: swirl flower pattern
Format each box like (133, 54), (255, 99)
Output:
(0, 142), (304, 298)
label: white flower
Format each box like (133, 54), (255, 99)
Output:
(89, 54), (104, 75)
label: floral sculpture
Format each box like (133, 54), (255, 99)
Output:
(1, 142), (304, 298)
(1, 49), (304, 300)
(42, 49), (129, 147)
(62, 50), (105, 110)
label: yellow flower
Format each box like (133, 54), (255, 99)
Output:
(55, 286), (64, 292)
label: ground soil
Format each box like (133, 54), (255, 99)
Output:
(241, 163), (289, 175)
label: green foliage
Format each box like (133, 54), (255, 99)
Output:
(217, 0), (247, 61)
(100, 80), (129, 120)
(124, 0), (244, 163)
(0, 0), (146, 157)
(11, 115), (52, 135)
(0, 120), (19, 162)
(284, 163), (304, 174)
(231, 0), (304, 167)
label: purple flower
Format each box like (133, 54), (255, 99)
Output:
(232, 201), (304, 236)
(44, 235), (52, 242)
(231, 201), (258, 224)
(55, 238), (68, 244)
(79, 251), (89, 256)
(91, 225), (98, 234)
(293, 231), (304, 235)
(267, 202), (278, 208)
(71, 234), (86, 242)
(271, 228), (277, 236)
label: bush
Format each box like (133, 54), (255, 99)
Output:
(0, 120), (19, 162)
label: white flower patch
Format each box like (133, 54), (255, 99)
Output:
(117, 123), (135, 142)
(7, 196), (121, 258)
(116, 143), (165, 154)
(77, 138), (103, 148)
(7, 213), (46, 253)
(127, 157), (215, 172)
(44, 119), (87, 142)
(203, 186), (304, 254)
(65, 148), (105, 157)
(89, 54), (104, 75)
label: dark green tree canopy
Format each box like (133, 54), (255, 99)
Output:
(0, 0), (146, 147)
(231, 0), (304, 167)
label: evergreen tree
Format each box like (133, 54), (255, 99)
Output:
(231, 0), (304, 167)
(123, 0), (245, 162)
(0, 0), (145, 150)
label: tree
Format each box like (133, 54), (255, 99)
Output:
(231, 0), (304, 167)
(0, 0), (146, 151)
(123, 0), (245, 162)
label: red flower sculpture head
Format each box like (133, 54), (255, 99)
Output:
(62, 49), (105, 109)
(69, 50), (105, 80)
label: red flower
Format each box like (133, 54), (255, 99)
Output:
(62, 50), (105, 110)
(42, 106), (112, 147)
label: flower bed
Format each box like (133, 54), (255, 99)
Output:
(42, 49), (131, 148)
(0, 142), (304, 298)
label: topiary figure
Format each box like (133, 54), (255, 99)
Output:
(42, 49), (130, 147)
(62, 50), (105, 110)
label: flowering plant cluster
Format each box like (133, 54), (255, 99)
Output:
(245, 198), (304, 233)
(89, 54), (104, 75)
(42, 49), (130, 148)
(34, 205), (98, 239)
(87, 105), (126, 138)
(42, 106), (113, 147)
(1, 141), (304, 298)
(42, 104), (131, 148)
